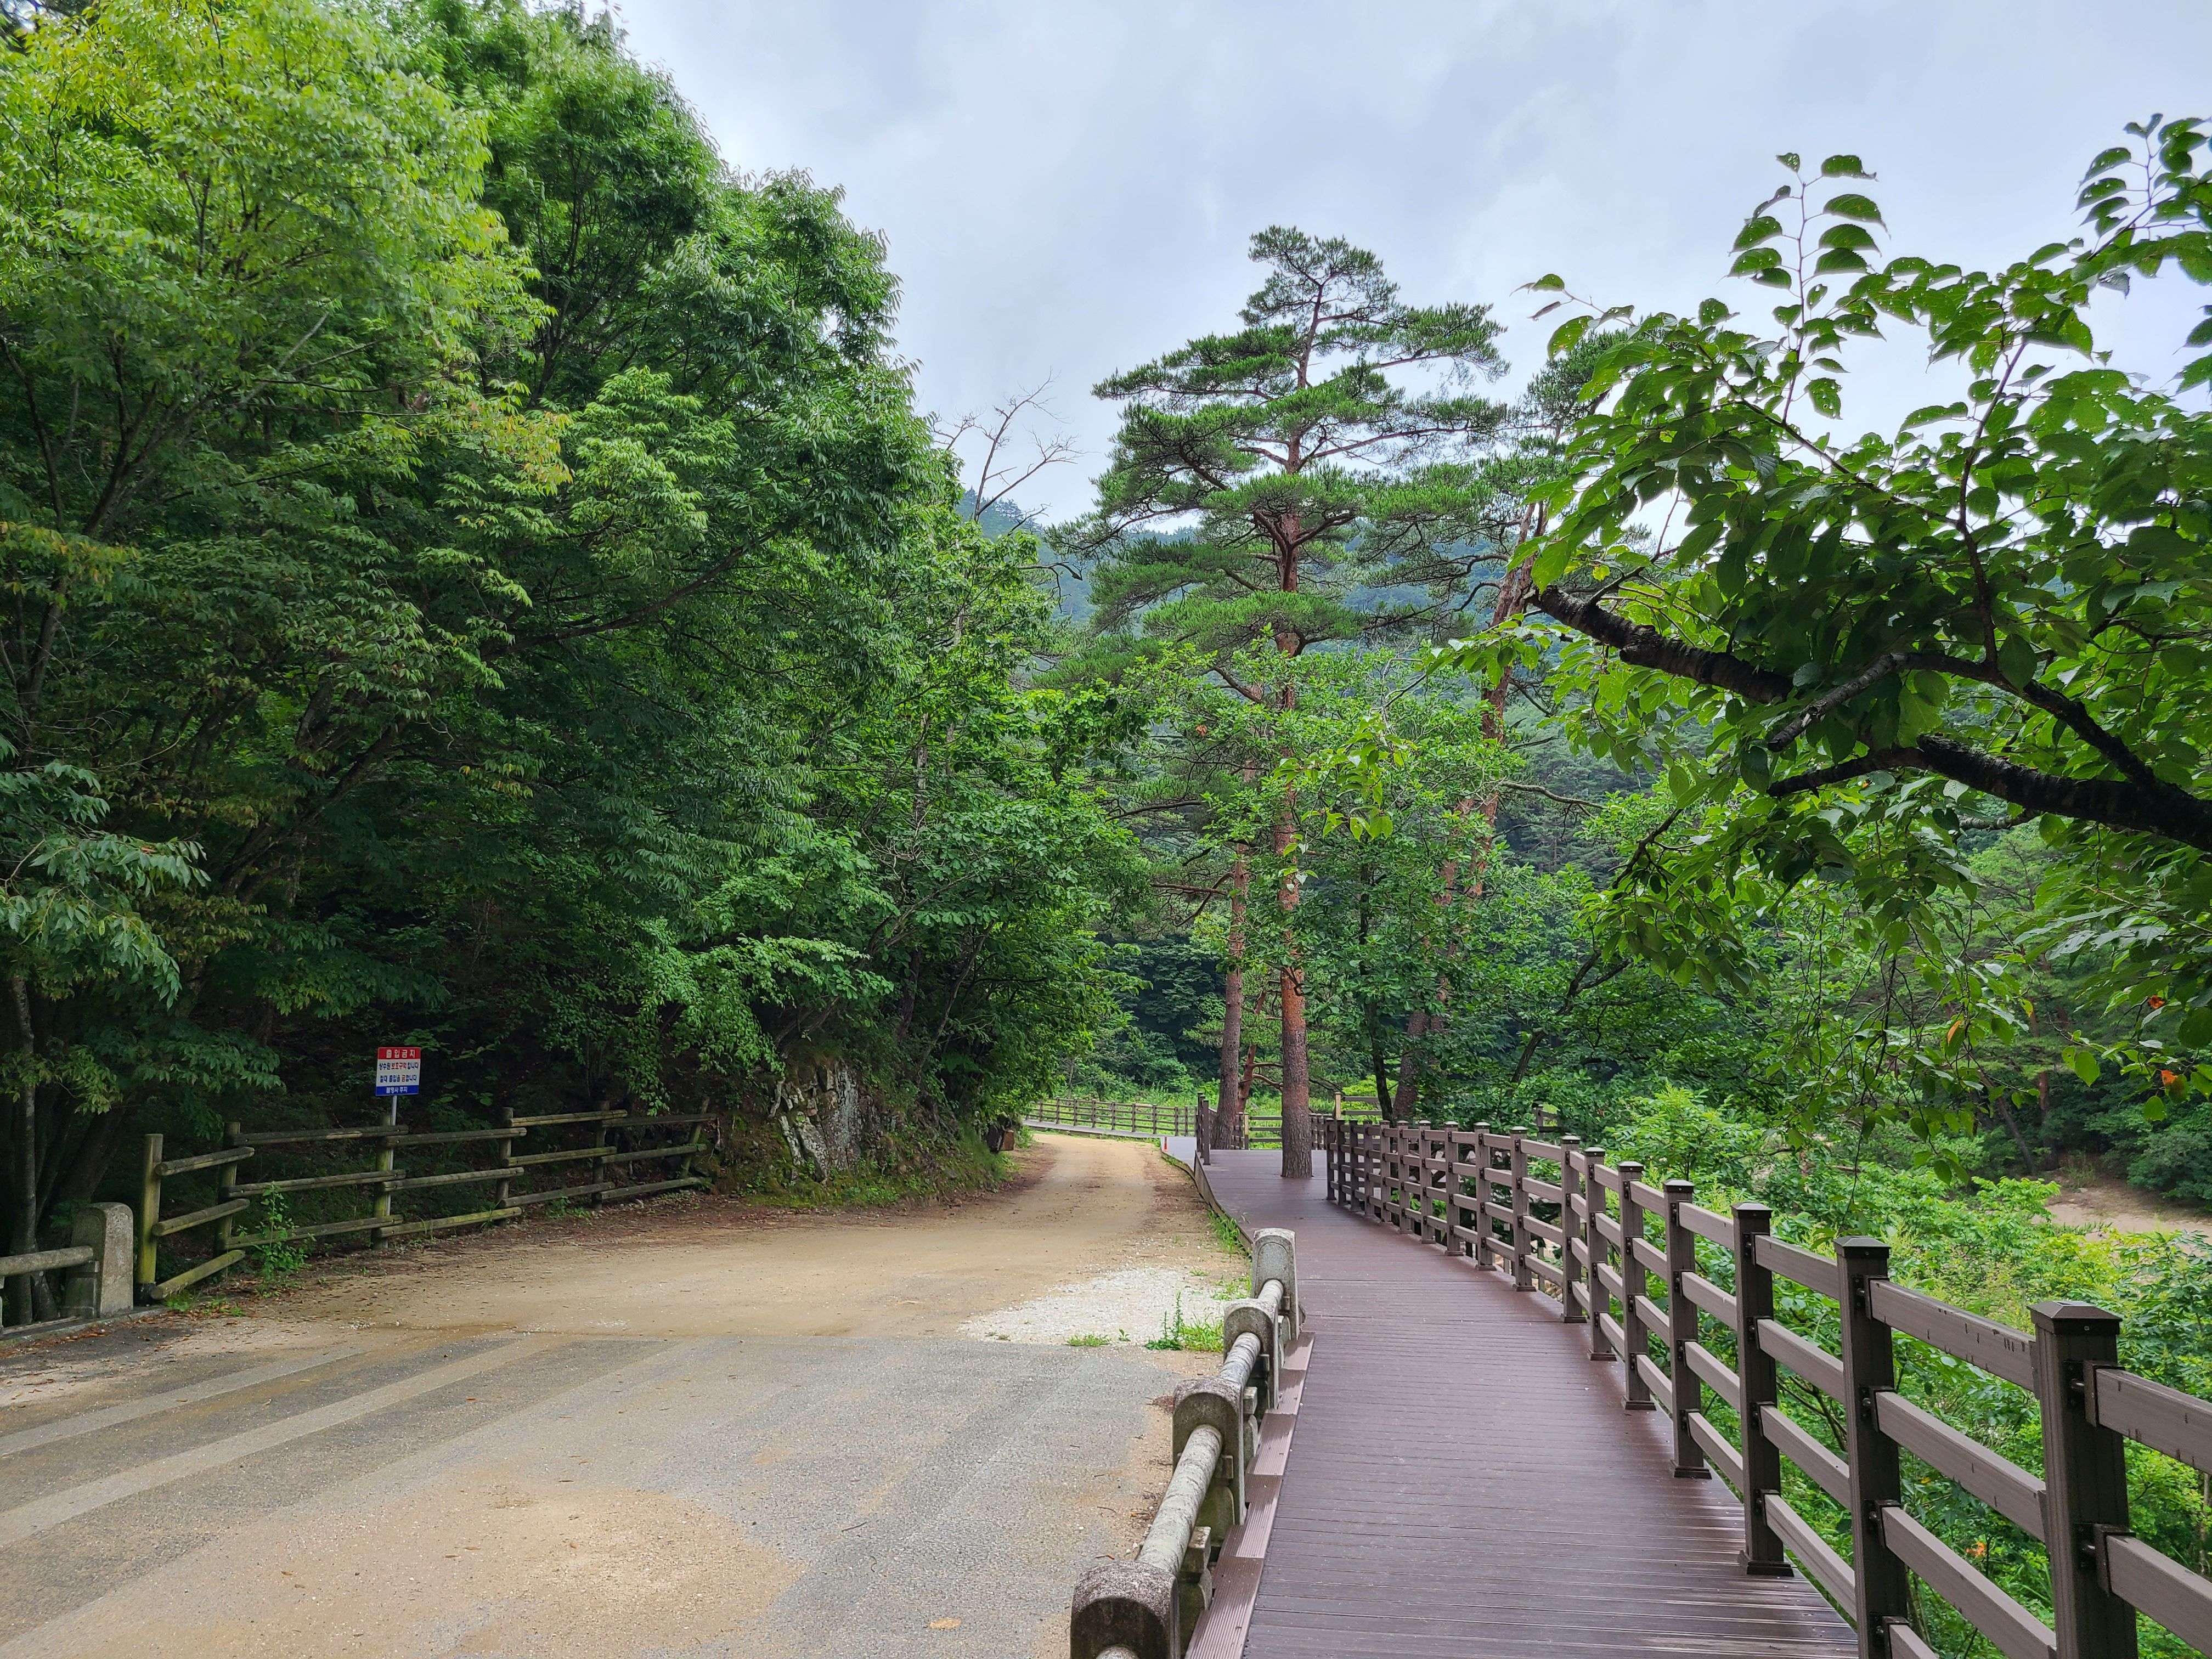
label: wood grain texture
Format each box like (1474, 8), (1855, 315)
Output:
(1203, 1151), (1854, 1656)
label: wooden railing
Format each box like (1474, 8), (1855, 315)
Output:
(137, 1108), (714, 1303)
(1071, 1229), (1301, 1659)
(1029, 1098), (1196, 1138)
(1323, 1117), (2212, 1659)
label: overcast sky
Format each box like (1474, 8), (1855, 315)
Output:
(611, 0), (2212, 521)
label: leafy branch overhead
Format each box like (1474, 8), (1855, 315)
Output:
(1423, 122), (2212, 1085)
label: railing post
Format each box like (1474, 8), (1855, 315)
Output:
(1837, 1237), (1910, 1659)
(219, 1121), (243, 1254)
(1618, 1161), (1654, 1408)
(2031, 1300), (2136, 1659)
(1508, 1128), (1533, 1291)
(373, 1097), (398, 1238)
(1427, 1122), (1448, 1246)
(1470, 1124), (1494, 1268)
(495, 1105), (516, 1209)
(137, 1133), (162, 1298)
(1663, 1177), (1708, 1477)
(1559, 1137), (1587, 1323)
(1584, 1147), (1613, 1362)
(1733, 1203), (1791, 1576)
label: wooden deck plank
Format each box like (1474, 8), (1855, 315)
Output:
(1201, 1151), (1855, 1658)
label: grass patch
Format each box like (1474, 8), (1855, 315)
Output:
(1066, 1333), (1111, 1347)
(1145, 1292), (1224, 1353)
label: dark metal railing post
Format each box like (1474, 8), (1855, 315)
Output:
(1837, 1237), (1910, 1659)
(1584, 1147), (1613, 1363)
(1508, 1127), (1533, 1291)
(1733, 1203), (1791, 1576)
(1560, 1136), (1587, 1324)
(1618, 1161), (1654, 1409)
(2031, 1300), (2137, 1659)
(1663, 1177), (1708, 1477)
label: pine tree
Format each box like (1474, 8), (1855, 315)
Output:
(1067, 228), (1506, 1176)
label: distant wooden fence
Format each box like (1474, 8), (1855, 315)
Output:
(137, 1108), (714, 1302)
(1030, 1098), (1195, 1138)
(1195, 1099), (1381, 1160)
(1071, 1229), (1302, 1659)
(1324, 1118), (2212, 1659)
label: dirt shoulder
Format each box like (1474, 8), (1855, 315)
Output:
(259, 1130), (1242, 1341)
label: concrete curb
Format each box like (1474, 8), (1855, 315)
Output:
(1159, 1138), (1254, 1254)
(1186, 1328), (1313, 1658)
(0, 1302), (170, 1353)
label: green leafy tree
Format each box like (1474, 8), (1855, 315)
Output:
(1444, 121), (2212, 1137)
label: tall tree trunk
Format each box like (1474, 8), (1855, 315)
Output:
(1391, 1011), (1424, 1118)
(1217, 849), (1247, 1141)
(8, 976), (54, 1323)
(1276, 806), (1312, 1178)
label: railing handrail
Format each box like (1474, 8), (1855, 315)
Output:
(1070, 1228), (1299, 1659)
(1322, 1116), (2212, 1658)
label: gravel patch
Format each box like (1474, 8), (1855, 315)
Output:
(958, 1267), (1238, 1346)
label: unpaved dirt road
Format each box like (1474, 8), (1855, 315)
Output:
(0, 1133), (1239, 1658)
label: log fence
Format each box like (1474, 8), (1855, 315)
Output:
(1071, 1229), (1301, 1659)
(136, 1108), (714, 1303)
(1324, 1115), (2212, 1658)
(1029, 1098), (1195, 1138)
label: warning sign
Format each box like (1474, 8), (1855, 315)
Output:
(375, 1046), (422, 1097)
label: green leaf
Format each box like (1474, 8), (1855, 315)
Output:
(1730, 248), (1784, 276)
(1807, 377), (1842, 417)
(1527, 273), (1567, 292)
(1824, 193), (1885, 223)
(1820, 155), (1871, 178)
(1733, 215), (1785, 252)
(1776, 152), (1802, 172)
(1697, 297), (1733, 325)
(1814, 249), (1870, 274)
(2067, 1047), (2101, 1085)
(1751, 268), (1793, 288)
(1547, 314), (1593, 357)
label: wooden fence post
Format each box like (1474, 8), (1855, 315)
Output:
(495, 1105), (516, 1209)
(1560, 1137), (1587, 1324)
(219, 1121), (243, 1254)
(2031, 1300), (2137, 1659)
(1470, 1124), (1494, 1268)
(1508, 1128), (1533, 1291)
(1585, 1147), (1613, 1363)
(1426, 1124), (1448, 1247)
(1618, 1161), (1654, 1408)
(1664, 1177), (1708, 1477)
(1837, 1237), (1910, 1659)
(137, 1133), (162, 1295)
(1733, 1203), (1791, 1576)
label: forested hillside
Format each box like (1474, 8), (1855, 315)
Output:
(0, 0), (1138, 1306)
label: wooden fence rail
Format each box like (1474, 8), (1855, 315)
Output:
(1071, 1229), (1301, 1659)
(1029, 1099), (1197, 1138)
(137, 1108), (715, 1303)
(1324, 1116), (2212, 1659)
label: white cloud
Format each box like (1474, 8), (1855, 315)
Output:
(613, 0), (2212, 520)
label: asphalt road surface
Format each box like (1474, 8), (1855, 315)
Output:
(0, 1134), (1233, 1658)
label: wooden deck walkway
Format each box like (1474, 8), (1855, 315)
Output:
(1200, 1150), (1855, 1658)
